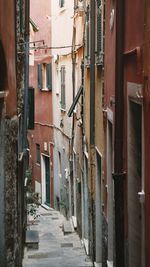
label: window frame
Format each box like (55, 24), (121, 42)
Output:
(37, 63), (52, 91)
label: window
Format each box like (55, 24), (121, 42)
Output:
(59, 0), (65, 8)
(36, 144), (40, 164)
(37, 63), (52, 90)
(60, 66), (66, 109)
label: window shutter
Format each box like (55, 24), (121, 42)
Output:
(97, 0), (102, 54)
(86, 6), (90, 60)
(59, 0), (64, 8)
(96, 0), (103, 64)
(46, 63), (52, 90)
(28, 87), (34, 129)
(38, 63), (42, 90)
(61, 66), (66, 109)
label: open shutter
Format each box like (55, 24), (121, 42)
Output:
(28, 87), (34, 129)
(46, 63), (52, 90)
(38, 63), (42, 90)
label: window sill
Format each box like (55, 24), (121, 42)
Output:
(59, 7), (66, 13)
(60, 108), (66, 112)
(40, 88), (50, 92)
(36, 162), (40, 166)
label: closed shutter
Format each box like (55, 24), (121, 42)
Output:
(28, 87), (34, 129)
(59, 0), (64, 8)
(46, 63), (52, 90)
(86, 5), (90, 60)
(97, 0), (102, 54)
(61, 66), (66, 109)
(96, 0), (103, 64)
(38, 63), (42, 90)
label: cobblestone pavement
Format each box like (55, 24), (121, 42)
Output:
(23, 206), (93, 267)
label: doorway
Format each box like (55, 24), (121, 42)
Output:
(41, 155), (50, 207)
(128, 100), (142, 267)
(95, 150), (102, 265)
(107, 120), (114, 265)
(82, 155), (89, 255)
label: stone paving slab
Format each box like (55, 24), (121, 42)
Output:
(23, 206), (93, 267)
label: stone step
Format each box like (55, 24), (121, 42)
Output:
(25, 230), (39, 249)
(63, 220), (74, 235)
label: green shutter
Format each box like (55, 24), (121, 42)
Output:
(38, 63), (42, 90)
(86, 6), (90, 59)
(46, 63), (52, 90)
(97, 0), (102, 54)
(61, 66), (66, 109)
(28, 87), (34, 129)
(59, 0), (64, 8)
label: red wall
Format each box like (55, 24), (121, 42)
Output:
(0, 0), (17, 116)
(28, 0), (54, 206)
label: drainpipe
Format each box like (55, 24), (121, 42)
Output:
(90, 0), (95, 145)
(23, 0), (29, 151)
(70, 1), (76, 217)
(113, 0), (125, 267)
(90, 0), (95, 261)
(22, 0), (30, 247)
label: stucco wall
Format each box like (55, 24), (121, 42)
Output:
(51, 0), (73, 212)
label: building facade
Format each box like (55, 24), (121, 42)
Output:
(51, 0), (74, 216)
(28, 0), (54, 207)
(0, 0), (29, 265)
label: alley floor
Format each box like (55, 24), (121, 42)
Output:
(23, 206), (93, 267)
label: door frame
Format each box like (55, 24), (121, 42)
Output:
(95, 147), (103, 266)
(41, 153), (50, 206)
(127, 82), (144, 267)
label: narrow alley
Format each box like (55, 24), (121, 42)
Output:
(1, 0), (150, 266)
(23, 206), (93, 267)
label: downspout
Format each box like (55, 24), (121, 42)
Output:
(22, 0), (30, 245)
(90, 0), (95, 261)
(90, 0), (95, 145)
(70, 0), (76, 217)
(113, 0), (125, 267)
(23, 0), (29, 151)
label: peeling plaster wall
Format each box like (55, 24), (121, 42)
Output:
(5, 116), (19, 267)
(0, 102), (6, 266)
(0, 111), (20, 267)
(0, 0), (26, 265)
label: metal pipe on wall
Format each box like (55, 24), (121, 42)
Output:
(113, 0), (125, 266)
(89, 0), (96, 261)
